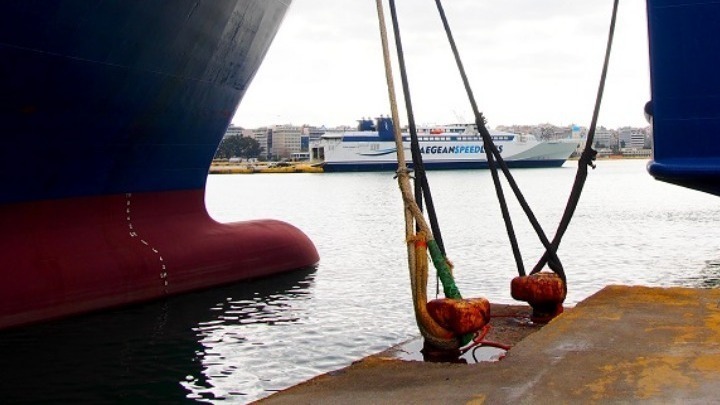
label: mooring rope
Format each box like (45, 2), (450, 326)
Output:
(432, 0), (566, 282)
(371, 0), (618, 355)
(385, 0), (447, 257)
(531, 0), (619, 275)
(374, 0), (459, 350)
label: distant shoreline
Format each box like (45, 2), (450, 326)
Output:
(209, 155), (651, 174)
(568, 154), (650, 160)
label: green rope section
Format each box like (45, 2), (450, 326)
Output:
(428, 239), (474, 345)
(427, 239), (461, 299)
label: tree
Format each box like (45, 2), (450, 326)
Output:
(215, 135), (261, 159)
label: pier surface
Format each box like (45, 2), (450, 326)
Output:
(259, 286), (720, 404)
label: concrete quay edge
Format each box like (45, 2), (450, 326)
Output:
(258, 285), (720, 404)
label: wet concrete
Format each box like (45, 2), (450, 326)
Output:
(258, 286), (720, 404)
(386, 304), (544, 364)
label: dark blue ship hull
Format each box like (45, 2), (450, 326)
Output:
(646, 0), (720, 195)
(1, 0), (287, 203)
(0, 1), (319, 329)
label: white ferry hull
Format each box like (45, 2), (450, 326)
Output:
(314, 137), (580, 172)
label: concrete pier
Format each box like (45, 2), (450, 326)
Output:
(259, 286), (720, 404)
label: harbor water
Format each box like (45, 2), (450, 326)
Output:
(1, 159), (719, 403)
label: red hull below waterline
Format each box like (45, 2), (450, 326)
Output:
(0, 189), (319, 329)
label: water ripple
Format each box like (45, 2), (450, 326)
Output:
(1, 161), (719, 403)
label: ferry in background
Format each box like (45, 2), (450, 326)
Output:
(311, 117), (580, 172)
(0, 1), (318, 330)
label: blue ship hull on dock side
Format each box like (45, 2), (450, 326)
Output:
(0, 1), (319, 329)
(646, 0), (720, 195)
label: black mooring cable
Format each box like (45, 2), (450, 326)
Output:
(383, 0), (618, 286)
(532, 0), (618, 275)
(387, 0), (447, 256)
(432, 0), (565, 279)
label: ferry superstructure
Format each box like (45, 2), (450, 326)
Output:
(0, 1), (319, 329)
(311, 118), (580, 172)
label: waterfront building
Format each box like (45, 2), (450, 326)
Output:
(246, 127), (270, 159)
(618, 127), (647, 149)
(619, 147), (652, 157)
(306, 126), (326, 146)
(221, 125), (271, 159)
(550, 126), (573, 140)
(270, 125), (303, 160)
(224, 125), (244, 138)
(231, 122), (651, 160)
(593, 127), (614, 149)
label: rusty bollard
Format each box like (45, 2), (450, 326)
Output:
(511, 272), (566, 323)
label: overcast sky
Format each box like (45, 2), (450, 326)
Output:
(232, 0), (650, 129)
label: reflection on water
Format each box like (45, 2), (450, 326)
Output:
(183, 268), (317, 401)
(685, 259), (720, 288)
(0, 267), (316, 403)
